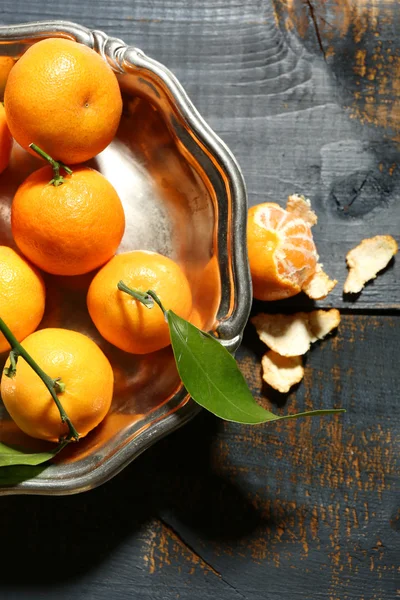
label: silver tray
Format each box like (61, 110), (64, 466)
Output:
(0, 21), (251, 495)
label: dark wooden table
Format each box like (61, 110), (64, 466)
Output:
(1, 1), (399, 599)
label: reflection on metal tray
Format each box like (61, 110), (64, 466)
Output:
(0, 20), (251, 495)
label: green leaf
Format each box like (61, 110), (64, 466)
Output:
(167, 311), (345, 424)
(0, 441), (66, 467)
(0, 465), (50, 486)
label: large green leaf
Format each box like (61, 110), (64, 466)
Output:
(0, 441), (66, 467)
(167, 311), (345, 424)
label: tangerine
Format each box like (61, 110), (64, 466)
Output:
(0, 56), (14, 99)
(1, 328), (114, 442)
(0, 102), (12, 174)
(87, 251), (193, 354)
(4, 38), (122, 164)
(0, 246), (45, 353)
(11, 165), (125, 276)
(247, 202), (318, 301)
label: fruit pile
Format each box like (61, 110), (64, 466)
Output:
(0, 38), (193, 443)
(0, 38), (346, 460)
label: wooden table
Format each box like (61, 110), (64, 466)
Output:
(1, 1), (399, 598)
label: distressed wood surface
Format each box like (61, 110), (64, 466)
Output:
(0, 315), (398, 599)
(0, 1), (399, 599)
(2, 0), (400, 307)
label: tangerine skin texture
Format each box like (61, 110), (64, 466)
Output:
(1, 328), (114, 442)
(0, 103), (12, 174)
(4, 38), (122, 164)
(0, 56), (14, 99)
(87, 251), (193, 355)
(11, 165), (125, 276)
(0, 246), (46, 353)
(247, 203), (318, 301)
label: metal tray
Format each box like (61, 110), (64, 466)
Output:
(0, 21), (251, 495)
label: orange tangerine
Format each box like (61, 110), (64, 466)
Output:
(0, 103), (12, 174)
(1, 328), (114, 442)
(247, 202), (318, 301)
(11, 165), (125, 276)
(4, 38), (122, 164)
(0, 56), (14, 99)
(87, 251), (193, 354)
(0, 246), (45, 353)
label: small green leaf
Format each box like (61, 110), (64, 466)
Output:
(167, 311), (345, 424)
(0, 441), (66, 467)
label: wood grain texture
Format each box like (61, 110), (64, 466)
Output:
(0, 316), (398, 599)
(1, 0), (399, 307)
(0, 2), (399, 599)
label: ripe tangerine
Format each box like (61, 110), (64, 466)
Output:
(1, 328), (114, 442)
(247, 202), (318, 301)
(87, 251), (193, 354)
(11, 165), (125, 276)
(4, 38), (122, 164)
(0, 103), (12, 174)
(0, 246), (45, 353)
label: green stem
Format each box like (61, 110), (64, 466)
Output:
(4, 349), (19, 378)
(0, 317), (79, 442)
(29, 143), (73, 187)
(147, 290), (167, 316)
(118, 283), (168, 323)
(117, 281), (155, 309)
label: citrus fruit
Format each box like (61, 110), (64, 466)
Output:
(0, 102), (12, 174)
(87, 251), (193, 354)
(247, 202), (318, 301)
(0, 246), (45, 353)
(0, 56), (14, 100)
(1, 328), (114, 442)
(4, 38), (122, 164)
(11, 165), (125, 276)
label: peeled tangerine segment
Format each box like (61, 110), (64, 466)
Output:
(285, 194), (337, 299)
(252, 309), (341, 357)
(261, 351), (304, 393)
(285, 194), (336, 299)
(344, 235), (398, 294)
(286, 194), (318, 226)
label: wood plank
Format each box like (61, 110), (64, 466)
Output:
(0, 3), (398, 599)
(0, 315), (398, 599)
(1, 0), (399, 308)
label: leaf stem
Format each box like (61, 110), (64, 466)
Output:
(117, 283), (345, 425)
(29, 143), (73, 187)
(0, 317), (79, 441)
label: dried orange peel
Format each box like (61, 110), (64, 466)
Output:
(285, 194), (318, 226)
(252, 309), (341, 357)
(261, 351), (304, 393)
(247, 195), (336, 301)
(344, 235), (398, 294)
(302, 264), (337, 300)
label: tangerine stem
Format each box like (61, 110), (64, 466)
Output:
(0, 316), (79, 442)
(118, 283), (168, 322)
(146, 290), (167, 316)
(117, 281), (155, 308)
(29, 143), (73, 187)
